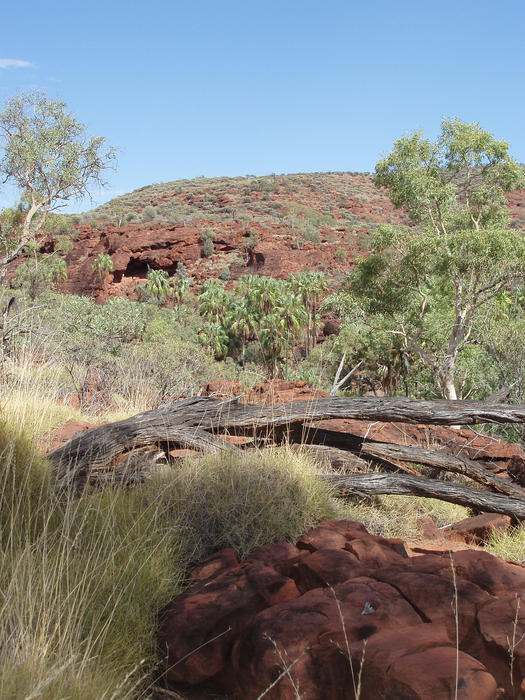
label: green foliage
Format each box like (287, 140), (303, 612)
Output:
(335, 246), (348, 262)
(171, 263), (192, 305)
(141, 205), (156, 222)
(301, 226), (322, 243)
(375, 118), (524, 229)
(487, 525), (525, 564)
(0, 91), (115, 267)
(219, 265), (231, 281)
(14, 244), (68, 300)
(201, 228), (215, 257)
(91, 252), (114, 278)
(348, 119), (525, 399)
(0, 421), (185, 699)
(196, 273), (330, 374)
(168, 448), (337, 559)
(244, 230), (259, 249)
(145, 268), (171, 301)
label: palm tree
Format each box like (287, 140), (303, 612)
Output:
(227, 298), (256, 366)
(198, 321), (229, 360)
(91, 252), (114, 300)
(259, 313), (287, 376)
(288, 271), (329, 353)
(273, 291), (307, 377)
(145, 268), (172, 302)
(198, 279), (231, 324)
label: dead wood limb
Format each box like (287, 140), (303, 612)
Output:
(330, 355), (363, 395)
(50, 411), (236, 488)
(322, 472), (525, 520)
(47, 395), (525, 490)
(359, 442), (525, 499)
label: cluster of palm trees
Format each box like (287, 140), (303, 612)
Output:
(142, 267), (192, 305)
(198, 271), (329, 375)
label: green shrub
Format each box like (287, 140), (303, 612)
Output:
(201, 228), (215, 257)
(203, 238), (214, 257)
(302, 227), (321, 244)
(335, 246), (348, 262)
(141, 205), (156, 222)
(219, 265), (231, 281)
(486, 525), (525, 563)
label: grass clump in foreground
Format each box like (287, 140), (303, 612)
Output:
(486, 525), (525, 564)
(0, 428), (337, 699)
(340, 493), (469, 541)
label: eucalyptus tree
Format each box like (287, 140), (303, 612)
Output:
(0, 92), (115, 277)
(347, 118), (525, 400)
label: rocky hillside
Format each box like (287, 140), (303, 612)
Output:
(55, 172), (411, 298)
(34, 171), (525, 299)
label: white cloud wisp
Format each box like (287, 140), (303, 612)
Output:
(0, 59), (34, 69)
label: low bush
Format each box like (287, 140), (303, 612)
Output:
(161, 447), (338, 559)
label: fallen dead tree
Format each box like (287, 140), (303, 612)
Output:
(47, 395), (525, 518)
(359, 442), (525, 499)
(321, 472), (525, 519)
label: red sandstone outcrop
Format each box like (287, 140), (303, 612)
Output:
(159, 519), (525, 699)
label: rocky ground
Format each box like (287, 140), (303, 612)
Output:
(158, 518), (525, 700)
(12, 172), (525, 299)
(44, 381), (525, 699)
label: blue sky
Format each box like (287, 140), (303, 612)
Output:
(1, 0), (524, 211)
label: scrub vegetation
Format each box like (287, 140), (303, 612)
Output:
(0, 93), (524, 696)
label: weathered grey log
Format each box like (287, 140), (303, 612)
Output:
(47, 395), (525, 488)
(50, 414), (236, 487)
(359, 442), (525, 499)
(322, 472), (525, 520)
(206, 396), (525, 430)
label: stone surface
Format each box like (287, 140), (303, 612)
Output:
(230, 577), (422, 699)
(158, 559), (299, 684)
(477, 593), (525, 690)
(386, 646), (497, 700)
(44, 420), (96, 451)
(508, 454), (525, 486)
(294, 548), (367, 592)
(159, 519), (521, 698)
(442, 513), (512, 545)
(373, 567), (492, 646)
(188, 549), (239, 584)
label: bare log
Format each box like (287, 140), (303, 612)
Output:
(49, 404), (237, 487)
(209, 396), (525, 431)
(322, 472), (525, 520)
(47, 395), (525, 488)
(359, 442), (525, 499)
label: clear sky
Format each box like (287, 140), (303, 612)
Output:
(1, 0), (524, 211)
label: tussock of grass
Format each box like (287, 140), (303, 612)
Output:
(486, 526), (525, 564)
(0, 425), (335, 698)
(338, 494), (469, 541)
(164, 447), (338, 559)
